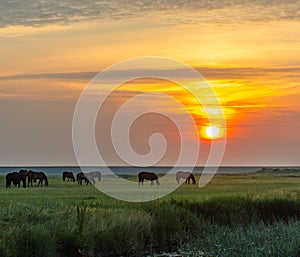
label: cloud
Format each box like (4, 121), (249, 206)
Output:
(0, 71), (97, 81)
(0, 66), (299, 81)
(0, 0), (299, 28)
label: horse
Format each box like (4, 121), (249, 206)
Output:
(28, 171), (48, 187)
(85, 171), (101, 185)
(6, 172), (26, 188)
(138, 171), (160, 186)
(34, 172), (48, 186)
(27, 170), (37, 187)
(76, 172), (91, 186)
(19, 169), (29, 178)
(176, 171), (196, 185)
(63, 171), (75, 182)
(76, 171), (101, 186)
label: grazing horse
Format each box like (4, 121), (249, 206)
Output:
(19, 169), (29, 178)
(76, 171), (101, 186)
(63, 171), (75, 182)
(138, 171), (160, 186)
(176, 171), (196, 185)
(28, 170), (37, 187)
(6, 172), (26, 188)
(76, 172), (91, 186)
(28, 170), (48, 187)
(34, 172), (48, 187)
(85, 171), (101, 185)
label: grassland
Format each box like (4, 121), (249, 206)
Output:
(0, 172), (300, 256)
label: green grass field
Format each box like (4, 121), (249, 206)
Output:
(1, 172), (300, 257)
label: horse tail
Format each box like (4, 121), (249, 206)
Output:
(21, 174), (26, 188)
(190, 174), (196, 184)
(176, 172), (180, 184)
(44, 175), (49, 186)
(138, 172), (142, 181)
(6, 174), (11, 188)
(138, 172), (142, 185)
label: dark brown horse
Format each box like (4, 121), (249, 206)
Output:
(28, 170), (48, 187)
(28, 170), (36, 187)
(176, 171), (196, 185)
(63, 171), (75, 182)
(138, 171), (160, 186)
(6, 172), (27, 188)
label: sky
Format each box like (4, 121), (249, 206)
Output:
(0, 0), (299, 166)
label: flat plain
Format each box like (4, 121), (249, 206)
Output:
(1, 171), (300, 256)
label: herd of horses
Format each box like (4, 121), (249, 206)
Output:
(138, 171), (196, 186)
(63, 171), (102, 185)
(5, 170), (197, 188)
(6, 170), (48, 188)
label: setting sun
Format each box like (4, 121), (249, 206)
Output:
(205, 125), (220, 139)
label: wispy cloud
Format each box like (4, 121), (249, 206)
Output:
(0, 0), (299, 28)
(0, 71), (97, 81)
(0, 66), (299, 81)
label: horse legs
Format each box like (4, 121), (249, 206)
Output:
(6, 179), (11, 188)
(150, 180), (154, 186)
(138, 178), (144, 186)
(86, 178), (91, 185)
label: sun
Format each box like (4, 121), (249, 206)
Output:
(205, 125), (220, 139)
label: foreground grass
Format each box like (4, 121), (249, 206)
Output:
(0, 173), (300, 256)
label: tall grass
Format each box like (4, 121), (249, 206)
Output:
(0, 174), (300, 256)
(171, 195), (300, 226)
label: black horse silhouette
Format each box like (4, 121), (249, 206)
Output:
(6, 172), (26, 188)
(63, 171), (75, 182)
(19, 169), (29, 178)
(138, 171), (160, 186)
(28, 170), (48, 187)
(176, 171), (196, 184)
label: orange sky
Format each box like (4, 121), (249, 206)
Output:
(0, 1), (299, 166)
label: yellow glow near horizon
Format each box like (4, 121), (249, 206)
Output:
(0, 17), (299, 145)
